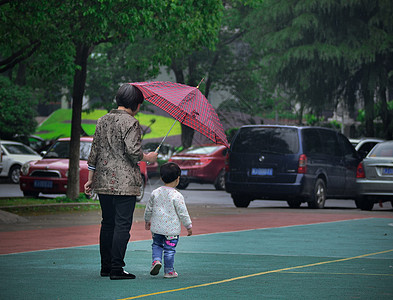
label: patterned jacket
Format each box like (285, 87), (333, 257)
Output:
(144, 186), (192, 236)
(87, 109), (143, 195)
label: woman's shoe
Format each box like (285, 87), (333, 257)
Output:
(110, 269), (136, 280)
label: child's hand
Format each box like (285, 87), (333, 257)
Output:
(187, 228), (192, 236)
(145, 222), (151, 230)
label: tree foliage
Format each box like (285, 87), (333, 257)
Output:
(245, 0), (393, 137)
(1, 0), (224, 199)
(0, 76), (38, 139)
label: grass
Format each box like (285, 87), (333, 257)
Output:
(35, 108), (182, 140)
(0, 194), (145, 216)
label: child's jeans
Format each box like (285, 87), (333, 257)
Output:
(152, 233), (179, 273)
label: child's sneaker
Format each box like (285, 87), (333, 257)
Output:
(164, 271), (178, 278)
(150, 260), (162, 275)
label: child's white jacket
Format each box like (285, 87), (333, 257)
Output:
(144, 186), (192, 236)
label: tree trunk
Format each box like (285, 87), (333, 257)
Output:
(181, 123), (194, 149)
(361, 69), (375, 137)
(380, 87), (393, 139)
(172, 59), (195, 149)
(67, 43), (90, 200)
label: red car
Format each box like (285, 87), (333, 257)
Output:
(19, 137), (148, 201)
(168, 144), (227, 190)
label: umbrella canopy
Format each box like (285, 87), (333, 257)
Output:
(131, 81), (229, 148)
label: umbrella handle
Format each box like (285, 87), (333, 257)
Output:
(155, 119), (177, 153)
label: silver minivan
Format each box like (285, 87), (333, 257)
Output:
(225, 125), (360, 208)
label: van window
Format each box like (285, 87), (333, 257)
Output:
(303, 129), (323, 154)
(232, 127), (299, 154)
(319, 130), (341, 156)
(337, 134), (358, 159)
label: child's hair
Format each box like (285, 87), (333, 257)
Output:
(160, 162), (181, 184)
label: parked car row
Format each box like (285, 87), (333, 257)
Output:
(19, 137), (148, 202)
(224, 125), (392, 211)
(3, 127), (391, 211)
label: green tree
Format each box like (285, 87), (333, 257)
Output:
(1, 0), (223, 199)
(0, 76), (38, 139)
(246, 0), (393, 137)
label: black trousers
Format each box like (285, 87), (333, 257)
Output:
(98, 194), (136, 271)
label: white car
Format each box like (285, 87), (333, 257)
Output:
(349, 138), (385, 159)
(0, 140), (42, 184)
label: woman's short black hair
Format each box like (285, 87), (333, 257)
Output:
(160, 162), (181, 184)
(116, 84), (144, 111)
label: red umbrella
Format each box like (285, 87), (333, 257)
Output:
(131, 81), (229, 149)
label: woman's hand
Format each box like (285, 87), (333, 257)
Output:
(143, 152), (158, 164)
(84, 180), (93, 196)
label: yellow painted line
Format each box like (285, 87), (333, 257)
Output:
(118, 249), (393, 300)
(282, 271), (393, 277)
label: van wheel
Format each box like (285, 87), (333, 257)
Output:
(356, 196), (374, 211)
(214, 170), (225, 190)
(308, 178), (326, 209)
(287, 199), (302, 208)
(232, 193), (251, 208)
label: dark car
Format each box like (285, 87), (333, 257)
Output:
(19, 137), (148, 201)
(225, 125), (361, 208)
(355, 140), (393, 210)
(168, 144), (227, 190)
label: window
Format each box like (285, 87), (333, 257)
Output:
(3, 144), (37, 155)
(302, 129), (322, 154)
(232, 127), (299, 154)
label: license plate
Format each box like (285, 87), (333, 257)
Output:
(382, 168), (393, 175)
(181, 170), (188, 176)
(34, 180), (53, 188)
(251, 168), (273, 176)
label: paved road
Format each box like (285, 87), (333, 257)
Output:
(1, 176), (392, 211)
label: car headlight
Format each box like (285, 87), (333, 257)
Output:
(21, 162), (31, 175)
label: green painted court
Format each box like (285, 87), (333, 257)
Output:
(1, 217), (392, 299)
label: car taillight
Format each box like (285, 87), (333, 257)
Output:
(195, 158), (212, 166)
(298, 154), (307, 174)
(356, 162), (365, 178)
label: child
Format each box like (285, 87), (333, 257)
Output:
(144, 162), (192, 278)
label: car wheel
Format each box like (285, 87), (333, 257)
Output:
(214, 170), (225, 190)
(9, 165), (21, 184)
(356, 196), (374, 211)
(177, 178), (189, 190)
(136, 175), (146, 202)
(23, 191), (39, 198)
(287, 199), (302, 208)
(308, 178), (326, 209)
(232, 193), (252, 208)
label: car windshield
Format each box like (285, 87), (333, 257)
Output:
(232, 127), (299, 154)
(44, 141), (92, 160)
(182, 146), (221, 155)
(368, 142), (393, 158)
(3, 143), (37, 155)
